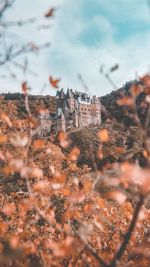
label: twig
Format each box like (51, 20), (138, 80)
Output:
(0, 0), (15, 18)
(84, 241), (108, 267)
(1, 17), (37, 27)
(104, 73), (118, 90)
(12, 60), (38, 77)
(109, 194), (144, 267)
(76, 232), (108, 267)
(0, 42), (50, 66)
(77, 73), (91, 94)
(99, 66), (118, 90)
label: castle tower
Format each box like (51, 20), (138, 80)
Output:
(57, 108), (66, 132)
(91, 96), (101, 125)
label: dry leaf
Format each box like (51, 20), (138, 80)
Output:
(0, 135), (7, 144)
(130, 84), (143, 96)
(21, 81), (28, 95)
(53, 173), (67, 184)
(107, 191), (127, 205)
(3, 202), (16, 216)
(114, 146), (124, 154)
(97, 129), (109, 142)
(117, 97), (134, 106)
(1, 113), (12, 127)
(58, 131), (69, 148)
(33, 139), (46, 149)
(45, 7), (56, 18)
(49, 76), (60, 88)
(140, 74), (150, 86)
(68, 147), (80, 161)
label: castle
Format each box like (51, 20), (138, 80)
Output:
(55, 89), (101, 132)
(38, 89), (101, 134)
(0, 90), (101, 136)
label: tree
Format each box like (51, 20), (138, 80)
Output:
(0, 0), (54, 81)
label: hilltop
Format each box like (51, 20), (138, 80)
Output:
(0, 80), (148, 169)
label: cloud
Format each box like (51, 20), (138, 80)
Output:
(46, 0), (150, 95)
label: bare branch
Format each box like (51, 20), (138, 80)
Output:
(0, 0), (15, 18)
(12, 60), (38, 77)
(0, 42), (50, 66)
(0, 17), (37, 27)
(76, 232), (108, 267)
(109, 195), (144, 267)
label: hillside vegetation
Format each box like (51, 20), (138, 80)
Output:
(0, 76), (150, 267)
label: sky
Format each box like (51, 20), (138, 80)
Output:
(0, 0), (150, 96)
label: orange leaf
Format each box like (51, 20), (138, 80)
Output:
(58, 131), (69, 148)
(2, 166), (14, 175)
(29, 42), (39, 52)
(69, 191), (85, 204)
(140, 74), (150, 87)
(9, 235), (19, 249)
(0, 222), (8, 235)
(114, 146), (124, 154)
(130, 84), (143, 96)
(64, 208), (80, 220)
(46, 237), (74, 257)
(97, 197), (106, 208)
(49, 76), (60, 88)
(97, 129), (109, 143)
(83, 203), (93, 214)
(29, 167), (43, 179)
(143, 150), (149, 159)
(3, 202), (16, 216)
(117, 97), (134, 106)
(83, 181), (93, 192)
(21, 81), (28, 95)
(53, 173), (67, 184)
(1, 113), (12, 127)
(107, 191), (127, 205)
(68, 147), (80, 161)
(45, 7), (56, 18)
(33, 181), (47, 191)
(0, 135), (7, 144)
(144, 87), (150, 95)
(24, 243), (36, 254)
(61, 187), (70, 196)
(33, 139), (46, 149)
(98, 146), (103, 159)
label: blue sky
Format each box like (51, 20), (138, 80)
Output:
(1, 0), (150, 96)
